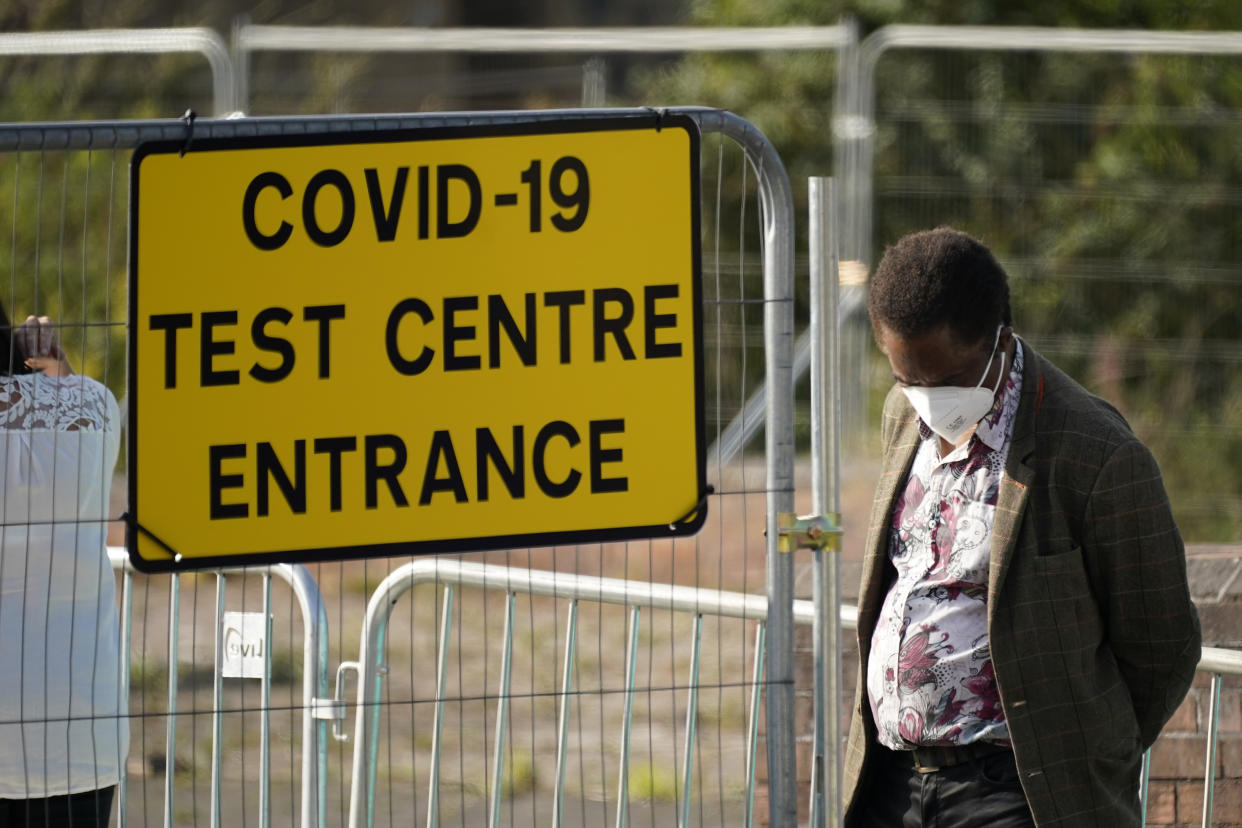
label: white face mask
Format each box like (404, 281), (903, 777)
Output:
(901, 326), (1005, 446)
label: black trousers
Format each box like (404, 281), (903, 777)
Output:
(853, 747), (1036, 828)
(0, 787), (115, 828)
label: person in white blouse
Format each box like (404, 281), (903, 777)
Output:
(0, 308), (126, 827)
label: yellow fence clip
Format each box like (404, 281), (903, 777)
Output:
(776, 512), (842, 553)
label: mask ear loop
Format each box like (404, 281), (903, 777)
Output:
(972, 324), (1005, 391)
(989, 350), (1007, 396)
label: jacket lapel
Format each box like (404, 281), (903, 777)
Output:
(857, 406), (921, 642)
(988, 344), (1040, 615)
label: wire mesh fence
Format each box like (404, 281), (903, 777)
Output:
(0, 29), (230, 118)
(0, 109), (799, 828)
(5, 21), (1242, 828)
(853, 29), (1242, 543)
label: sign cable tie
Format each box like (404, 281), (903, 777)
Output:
(179, 108), (197, 157)
(669, 484), (714, 530)
(121, 511), (179, 560)
(643, 106), (668, 132)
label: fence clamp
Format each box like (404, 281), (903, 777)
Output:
(310, 696), (346, 723)
(323, 660), (361, 742)
(777, 512), (842, 553)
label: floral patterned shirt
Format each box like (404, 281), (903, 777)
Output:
(867, 340), (1024, 749)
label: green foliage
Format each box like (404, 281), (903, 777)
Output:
(873, 46), (1242, 540)
(0, 148), (128, 395)
(642, 1), (1242, 541)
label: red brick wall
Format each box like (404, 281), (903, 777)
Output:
(1145, 672), (1241, 823)
(1147, 549), (1242, 827)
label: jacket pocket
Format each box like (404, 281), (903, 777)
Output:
(1027, 545), (1102, 645)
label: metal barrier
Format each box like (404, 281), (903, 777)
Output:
(100, 542), (1241, 828)
(0, 28), (236, 116)
(0, 106), (802, 825)
(343, 559), (849, 828)
(342, 555), (1242, 828)
(191, 105), (804, 827)
(226, 21), (866, 463)
(1189, 647), (1242, 827)
(101, 541), (1242, 828)
(807, 177), (845, 828)
(838, 24), (1242, 281)
(3, 29), (1238, 824)
(697, 106), (802, 828)
(227, 21), (871, 486)
(231, 23), (856, 113)
(836, 24), (1242, 538)
(108, 548), (333, 828)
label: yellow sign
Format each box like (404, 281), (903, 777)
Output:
(127, 116), (705, 572)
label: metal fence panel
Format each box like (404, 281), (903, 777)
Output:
(0, 28), (234, 117)
(106, 554), (331, 828)
(332, 107), (801, 827)
(844, 25), (1242, 543)
(0, 107), (801, 827)
(231, 24), (854, 116)
(9, 24), (1242, 828)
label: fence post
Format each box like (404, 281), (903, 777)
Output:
(808, 177), (845, 828)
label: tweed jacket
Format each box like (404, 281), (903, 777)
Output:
(842, 343), (1201, 827)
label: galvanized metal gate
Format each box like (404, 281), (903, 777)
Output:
(0, 107), (811, 827)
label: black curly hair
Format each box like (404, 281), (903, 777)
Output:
(0, 301), (30, 376)
(867, 227), (1012, 348)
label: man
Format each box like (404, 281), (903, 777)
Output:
(842, 228), (1201, 827)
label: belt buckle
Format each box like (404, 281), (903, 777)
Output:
(910, 747), (944, 774)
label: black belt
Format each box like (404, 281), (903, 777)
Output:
(893, 741), (1010, 774)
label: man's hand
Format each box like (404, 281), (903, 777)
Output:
(17, 315), (72, 377)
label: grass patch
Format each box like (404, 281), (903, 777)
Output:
(129, 656), (169, 697)
(501, 749), (537, 797)
(628, 761), (679, 803)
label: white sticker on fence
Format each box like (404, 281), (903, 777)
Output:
(221, 611), (269, 679)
